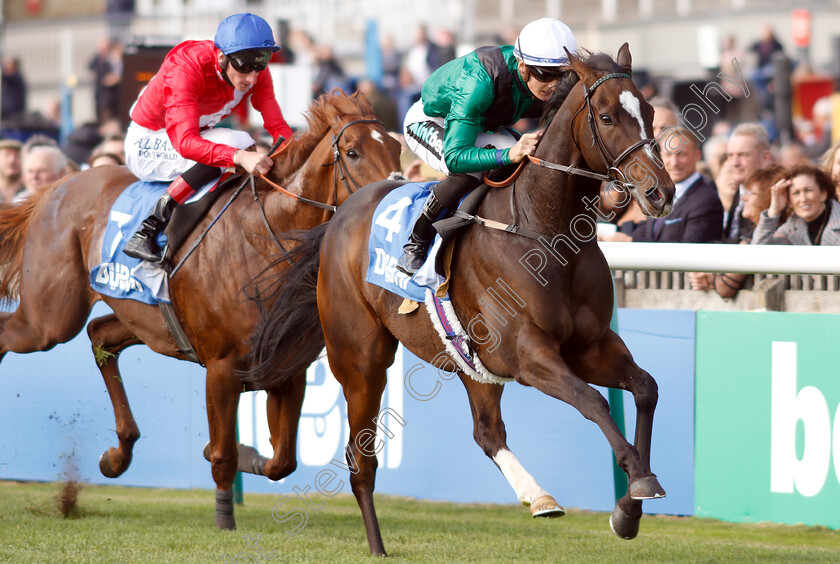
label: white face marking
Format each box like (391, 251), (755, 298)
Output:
(371, 130), (385, 145)
(619, 90), (647, 140)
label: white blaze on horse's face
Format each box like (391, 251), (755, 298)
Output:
(371, 130), (385, 145)
(619, 91), (648, 141)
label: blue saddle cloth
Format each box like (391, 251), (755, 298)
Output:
(365, 181), (442, 302)
(90, 180), (171, 305)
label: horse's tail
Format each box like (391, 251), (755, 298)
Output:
(241, 223), (328, 389)
(0, 196), (43, 299)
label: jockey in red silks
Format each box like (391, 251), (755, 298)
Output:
(123, 12), (293, 263)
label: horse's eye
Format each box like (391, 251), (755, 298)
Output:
(600, 114), (613, 125)
(346, 149), (359, 159)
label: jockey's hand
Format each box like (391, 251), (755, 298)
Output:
(234, 150), (274, 176)
(508, 130), (544, 164)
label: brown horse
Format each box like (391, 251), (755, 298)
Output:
(0, 91), (402, 529)
(246, 46), (675, 555)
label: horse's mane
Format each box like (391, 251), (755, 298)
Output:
(541, 50), (626, 125)
(0, 182), (62, 299)
(270, 91), (375, 183)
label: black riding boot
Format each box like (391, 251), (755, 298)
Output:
(123, 192), (178, 262)
(396, 191), (446, 276)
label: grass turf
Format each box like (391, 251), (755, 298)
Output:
(0, 480), (837, 563)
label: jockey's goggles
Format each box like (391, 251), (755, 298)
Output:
(228, 49), (273, 73)
(527, 65), (569, 82)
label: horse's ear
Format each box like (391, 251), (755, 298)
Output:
(616, 42), (632, 74)
(566, 47), (592, 83)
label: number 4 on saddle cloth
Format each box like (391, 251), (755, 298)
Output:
(90, 174), (230, 305)
(365, 180), (510, 385)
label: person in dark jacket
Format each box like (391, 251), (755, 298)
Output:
(607, 127), (723, 243)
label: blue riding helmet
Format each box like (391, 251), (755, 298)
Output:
(214, 13), (280, 55)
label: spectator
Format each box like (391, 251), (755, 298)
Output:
(380, 35), (402, 97)
(21, 134), (59, 163)
(355, 79), (398, 132)
(723, 122), (773, 242)
(0, 139), (24, 203)
(702, 134), (730, 185)
(311, 44), (349, 97)
(749, 24), (785, 114)
(714, 158), (740, 230)
(752, 164), (840, 245)
(89, 38), (123, 123)
(20, 145), (69, 198)
(1, 57), (27, 120)
(89, 150), (124, 168)
(604, 127), (722, 243)
(690, 165), (786, 297)
(60, 122), (103, 168)
(428, 29), (457, 71)
(96, 133), (126, 163)
(778, 141), (810, 168)
(818, 139), (840, 194)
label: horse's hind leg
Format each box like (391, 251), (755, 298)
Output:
(325, 331), (397, 556)
(204, 359), (243, 530)
(568, 329), (664, 539)
(459, 374), (564, 518)
(87, 314), (143, 478)
(261, 374), (306, 480)
(0, 290), (93, 358)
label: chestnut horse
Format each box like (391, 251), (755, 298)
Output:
(0, 91), (402, 529)
(246, 46), (676, 555)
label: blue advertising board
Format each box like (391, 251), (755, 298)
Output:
(0, 304), (695, 519)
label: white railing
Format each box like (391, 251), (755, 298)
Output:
(600, 242), (840, 275)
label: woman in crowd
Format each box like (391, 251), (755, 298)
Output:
(690, 165), (785, 298)
(752, 163), (840, 246)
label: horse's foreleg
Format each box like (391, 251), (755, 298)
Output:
(458, 374), (564, 518)
(567, 329), (664, 539)
(262, 373), (306, 480)
(516, 325), (661, 497)
(205, 360), (242, 531)
(87, 314), (143, 478)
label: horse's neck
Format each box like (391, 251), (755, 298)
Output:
(506, 115), (599, 234)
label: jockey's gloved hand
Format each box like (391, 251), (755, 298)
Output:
(234, 149), (273, 176)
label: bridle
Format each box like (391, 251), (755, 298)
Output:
(486, 72), (657, 189)
(259, 118), (383, 213)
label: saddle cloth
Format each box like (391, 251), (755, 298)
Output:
(365, 181), (510, 384)
(89, 176), (220, 305)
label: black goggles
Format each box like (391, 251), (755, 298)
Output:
(527, 65), (568, 82)
(228, 50), (272, 74)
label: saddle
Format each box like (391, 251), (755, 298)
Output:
(430, 163), (518, 277)
(162, 173), (244, 263)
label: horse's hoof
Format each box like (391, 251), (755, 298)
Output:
(99, 449), (128, 478)
(629, 475), (666, 500)
(203, 441), (211, 462)
(530, 494), (565, 518)
(610, 504), (640, 540)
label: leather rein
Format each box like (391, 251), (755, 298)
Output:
(485, 73), (656, 190)
(258, 118), (384, 213)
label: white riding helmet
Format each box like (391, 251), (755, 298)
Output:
(513, 18), (577, 67)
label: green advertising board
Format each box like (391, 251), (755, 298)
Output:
(696, 311), (840, 529)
